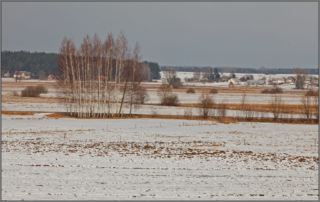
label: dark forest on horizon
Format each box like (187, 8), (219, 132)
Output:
(1, 50), (318, 78)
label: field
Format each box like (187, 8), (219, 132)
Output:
(1, 73), (319, 200)
(2, 114), (318, 200)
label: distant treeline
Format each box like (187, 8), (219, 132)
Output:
(1, 51), (161, 79)
(161, 66), (319, 75)
(1, 51), (58, 78)
(142, 61), (161, 79)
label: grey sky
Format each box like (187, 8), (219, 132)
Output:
(2, 2), (318, 69)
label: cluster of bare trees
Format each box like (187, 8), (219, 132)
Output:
(242, 92), (319, 123)
(190, 67), (220, 83)
(163, 69), (182, 88)
(294, 68), (310, 89)
(57, 32), (148, 118)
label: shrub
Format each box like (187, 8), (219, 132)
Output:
(35, 85), (48, 94)
(261, 89), (270, 94)
(261, 87), (282, 94)
(305, 90), (319, 97)
(270, 87), (283, 94)
(165, 94), (179, 106)
(158, 84), (179, 106)
(21, 85), (48, 97)
(133, 85), (149, 104)
(198, 93), (214, 119)
(172, 78), (183, 89)
(186, 88), (195, 93)
(209, 89), (218, 94)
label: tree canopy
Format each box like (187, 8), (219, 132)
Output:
(142, 61), (161, 79)
(1, 51), (58, 78)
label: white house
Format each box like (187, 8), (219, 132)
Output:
(273, 77), (284, 84)
(228, 78), (241, 85)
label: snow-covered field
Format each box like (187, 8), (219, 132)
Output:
(2, 115), (318, 200)
(1, 78), (56, 83)
(1, 102), (306, 119)
(161, 71), (318, 80)
(1, 83), (313, 105)
(146, 90), (306, 104)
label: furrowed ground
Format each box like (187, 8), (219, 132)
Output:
(1, 114), (318, 200)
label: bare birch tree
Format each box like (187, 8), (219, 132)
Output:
(270, 94), (283, 121)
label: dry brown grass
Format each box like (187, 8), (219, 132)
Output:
(171, 87), (307, 95)
(1, 82), (57, 86)
(43, 112), (318, 124)
(1, 111), (36, 115)
(178, 103), (314, 115)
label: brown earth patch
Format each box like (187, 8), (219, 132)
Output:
(1, 111), (36, 116)
(42, 112), (318, 124)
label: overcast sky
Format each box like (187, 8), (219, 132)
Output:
(2, 2), (318, 69)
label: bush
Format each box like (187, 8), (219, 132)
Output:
(35, 85), (48, 94)
(21, 85), (48, 97)
(270, 87), (283, 94)
(209, 89), (218, 94)
(172, 79), (183, 89)
(165, 94), (179, 106)
(305, 90), (319, 97)
(198, 93), (215, 119)
(12, 91), (19, 96)
(133, 85), (149, 104)
(158, 84), (179, 106)
(261, 87), (282, 94)
(186, 88), (195, 93)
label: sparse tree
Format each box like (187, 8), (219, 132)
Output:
(214, 68), (220, 79)
(157, 84), (171, 105)
(294, 68), (308, 89)
(260, 66), (266, 74)
(163, 69), (176, 85)
(217, 100), (227, 122)
(198, 93), (214, 119)
(193, 67), (201, 81)
(312, 95), (319, 122)
(229, 69), (236, 78)
(301, 95), (313, 122)
(270, 94), (283, 121)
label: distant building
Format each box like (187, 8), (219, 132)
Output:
(2, 72), (10, 77)
(273, 78), (284, 84)
(220, 75), (230, 82)
(286, 76), (296, 83)
(228, 78), (241, 85)
(48, 74), (55, 80)
(246, 80), (265, 86)
(13, 71), (31, 79)
(13, 71), (25, 79)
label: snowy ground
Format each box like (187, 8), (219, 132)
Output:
(2, 116), (318, 200)
(1, 78), (56, 83)
(1, 102), (306, 119)
(1, 83), (312, 105)
(163, 71), (318, 80)
(146, 90), (306, 104)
